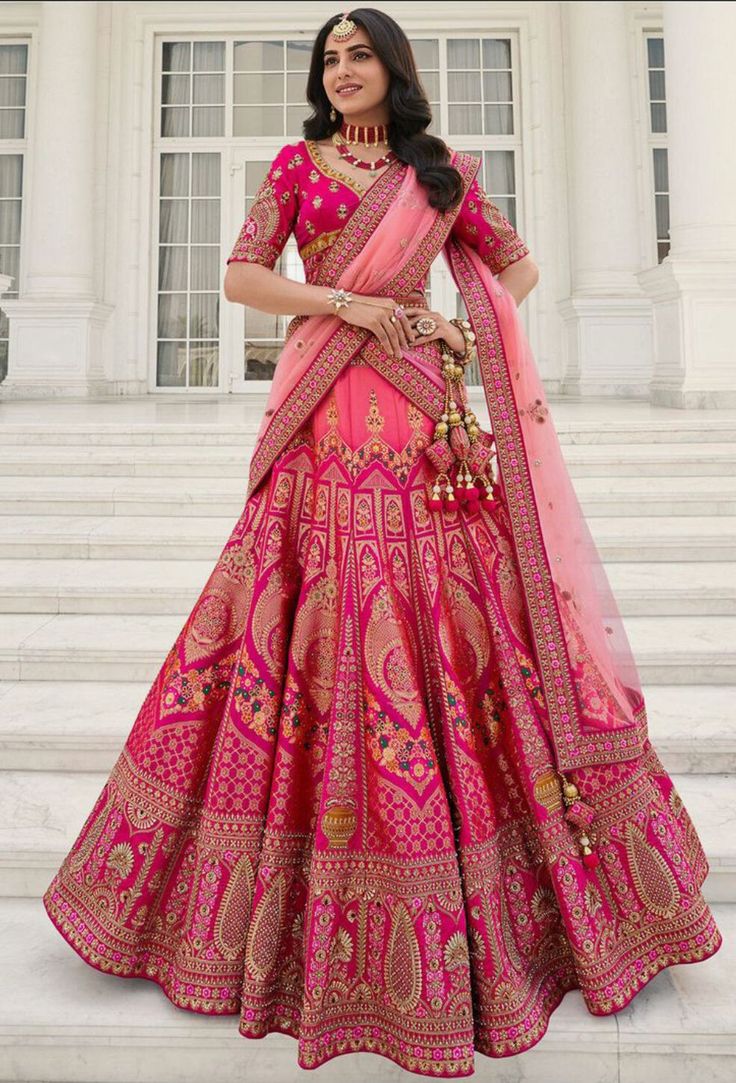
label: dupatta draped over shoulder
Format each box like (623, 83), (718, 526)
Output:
(238, 148), (649, 777)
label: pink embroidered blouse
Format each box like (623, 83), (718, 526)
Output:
(226, 139), (530, 282)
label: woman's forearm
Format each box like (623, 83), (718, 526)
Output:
(497, 254), (539, 306)
(223, 261), (335, 316)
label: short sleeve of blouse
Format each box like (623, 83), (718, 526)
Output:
(226, 143), (299, 269)
(451, 171), (530, 275)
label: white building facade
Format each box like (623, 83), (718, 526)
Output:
(0, 0), (734, 407)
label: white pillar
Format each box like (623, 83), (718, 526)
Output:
(558, 0), (652, 399)
(640, 1), (736, 407)
(0, 1), (112, 397)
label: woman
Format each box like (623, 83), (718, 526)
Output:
(43, 8), (722, 1078)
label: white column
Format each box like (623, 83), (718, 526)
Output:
(640, 1), (736, 407)
(0, 1), (113, 397)
(558, 1), (652, 399)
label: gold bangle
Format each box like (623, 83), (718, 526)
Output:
(327, 286), (352, 314)
(448, 317), (476, 365)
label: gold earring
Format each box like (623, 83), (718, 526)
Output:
(329, 105), (337, 121)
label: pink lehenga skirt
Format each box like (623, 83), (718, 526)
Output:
(43, 355), (722, 1078)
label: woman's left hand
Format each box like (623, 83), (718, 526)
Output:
(399, 306), (465, 355)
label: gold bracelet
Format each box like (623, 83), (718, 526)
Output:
(327, 287), (352, 314)
(448, 317), (476, 365)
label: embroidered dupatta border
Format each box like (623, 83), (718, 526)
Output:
(444, 237), (648, 773)
(246, 151), (481, 502)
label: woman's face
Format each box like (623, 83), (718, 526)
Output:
(322, 26), (391, 121)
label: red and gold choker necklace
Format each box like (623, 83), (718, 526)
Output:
(333, 131), (396, 172)
(339, 119), (389, 147)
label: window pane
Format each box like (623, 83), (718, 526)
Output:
(0, 76), (26, 108)
(448, 39), (479, 68)
(652, 147), (668, 191)
(158, 246), (188, 291)
(0, 44), (27, 75)
(157, 341), (187, 387)
(448, 104), (482, 134)
(192, 152), (220, 196)
(483, 71), (512, 102)
(448, 71), (481, 102)
(655, 193), (669, 238)
(648, 70), (665, 101)
(158, 293), (188, 338)
(193, 73), (224, 105)
(162, 42), (190, 73)
(234, 72), (284, 103)
(159, 199), (188, 243)
(0, 201), (22, 243)
(0, 155), (22, 197)
(410, 39), (439, 68)
(190, 246), (219, 290)
(189, 342), (219, 387)
(162, 74), (190, 106)
(286, 105), (308, 136)
(419, 72), (439, 99)
(189, 293), (218, 338)
(0, 245), (20, 281)
(233, 105), (283, 137)
(161, 107), (189, 139)
(485, 104), (513, 135)
(191, 199), (219, 243)
(286, 40), (311, 70)
(482, 38), (511, 68)
(234, 40), (284, 70)
(160, 153), (189, 197)
(192, 106), (223, 138)
(286, 72), (308, 103)
(193, 41), (225, 71)
(0, 110), (24, 139)
(484, 149), (516, 194)
(647, 37), (664, 68)
(650, 102), (667, 133)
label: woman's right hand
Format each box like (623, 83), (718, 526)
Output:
(335, 293), (415, 360)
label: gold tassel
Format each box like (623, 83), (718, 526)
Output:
(426, 330), (500, 514)
(558, 772), (600, 869)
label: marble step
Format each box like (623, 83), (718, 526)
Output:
(0, 895), (732, 1082)
(1, 473), (735, 518)
(0, 513), (734, 564)
(0, 557), (732, 617)
(0, 680), (732, 774)
(0, 441), (734, 478)
(0, 770), (732, 902)
(3, 413), (736, 444)
(0, 613), (734, 684)
(0, 422), (261, 447)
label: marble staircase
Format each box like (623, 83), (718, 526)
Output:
(0, 396), (734, 1082)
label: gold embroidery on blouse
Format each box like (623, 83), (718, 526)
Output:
(304, 138), (394, 198)
(299, 229), (342, 261)
(228, 174), (287, 266)
(477, 188), (530, 271)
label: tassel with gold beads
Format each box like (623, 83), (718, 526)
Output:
(425, 326), (501, 515)
(559, 772), (600, 869)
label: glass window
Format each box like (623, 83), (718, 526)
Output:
(646, 34), (669, 263)
(0, 42), (28, 383)
(156, 152), (221, 388)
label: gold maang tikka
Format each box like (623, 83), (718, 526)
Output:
(332, 11), (358, 41)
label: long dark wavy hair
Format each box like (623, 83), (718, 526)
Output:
(303, 8), (464, 213)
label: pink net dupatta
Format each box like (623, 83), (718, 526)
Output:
(244, 154), (476, 503)
(443, 233), (649, 774)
